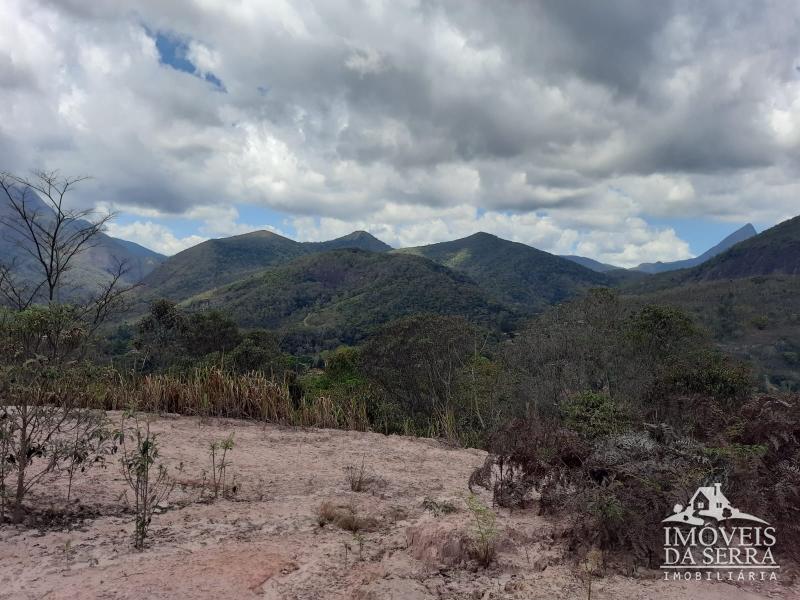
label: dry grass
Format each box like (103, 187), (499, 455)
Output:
(317, 501), (378, 532)
(344, 456), (376, 492)
(89, 367), (370, 430)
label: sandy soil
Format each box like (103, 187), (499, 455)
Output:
(0, 413), (796, 599)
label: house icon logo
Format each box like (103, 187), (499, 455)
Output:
(662, 482), (768, 526)
(660, 482), (779, 583)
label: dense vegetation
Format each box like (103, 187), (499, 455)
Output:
(627, 275), (800, 391)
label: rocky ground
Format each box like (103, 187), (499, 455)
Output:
(0, 413), (796, 599)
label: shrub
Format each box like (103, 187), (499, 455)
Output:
(727, 395), (800, 558)
(117, 412), (174, 550)
(0, 361), (111, 523)
(479, 417), (719, 565)
(422, 497), (457, 516)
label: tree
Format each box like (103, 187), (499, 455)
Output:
(0, 170), (112, 304)
(228, 329), (285, 375)
(133, 299), (187, 372)
(117, 411), (173, 550)
(502, 290), (750, 430)
(502, 288), (629, 418)
(0, 170), (128, 523)
(360, 314), (492, 440)
(183, 310), (241, 357)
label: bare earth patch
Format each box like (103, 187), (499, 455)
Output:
(0, 413), (796, 599)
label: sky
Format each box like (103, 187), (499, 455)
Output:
(1, 1), (800, 266)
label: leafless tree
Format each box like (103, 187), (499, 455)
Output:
(0, 170), (112, 303)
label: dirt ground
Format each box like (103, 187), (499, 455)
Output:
(0, 413), (796, 599)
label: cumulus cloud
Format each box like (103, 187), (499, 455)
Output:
(1, 0), (799, 259)
(105, 221), (206, 255)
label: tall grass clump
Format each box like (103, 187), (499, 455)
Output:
(94, 367), (370, 430)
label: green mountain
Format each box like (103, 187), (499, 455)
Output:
(185, 248), (510, 352)
(618, 215), (800, 390)
(140, 230), (305, 301)
(395, 232), (610, 311)
(140, 230), (391, 302)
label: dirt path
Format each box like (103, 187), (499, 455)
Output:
(0, 414), (795, 599)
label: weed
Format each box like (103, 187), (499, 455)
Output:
(62, 538), (75, 565)
(582, 548), (603, 600)
(209, 433), (234, 500)
(466, 493), (497, 567)
(343, 456), (374, 492)
(352, 531), (365, 560)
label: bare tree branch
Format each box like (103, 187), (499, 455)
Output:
(0, 171), (114, 303)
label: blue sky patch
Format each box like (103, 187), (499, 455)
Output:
(149, 28), (226, 92)
(649, 217), (761, 256)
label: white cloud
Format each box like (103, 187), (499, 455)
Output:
(2, 0), (799, 264)
(105, 221), (206, 255)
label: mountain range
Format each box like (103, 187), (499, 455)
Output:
(686, 217), (799, 280)
(138, 214), (800, 358)
(560, 255), (621, 273)
(136, 230), (607, 348)
(560, 223), (759, 274)
(4, 186), (800, 365)
(141, 230), (609, 312)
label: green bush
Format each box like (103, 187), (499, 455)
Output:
(561, 391), (628, 439)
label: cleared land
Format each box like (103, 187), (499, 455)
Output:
(0, 414), (795, 599)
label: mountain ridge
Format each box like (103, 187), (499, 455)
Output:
(634, 224), (757, 274)
(561, 255), (622, 273)
(139, 229), (393, 302)
(685, 217), (800, 281)
(394, 231), (611, 312)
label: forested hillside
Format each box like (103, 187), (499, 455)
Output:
(396, 232), (610, 312)
(184, 248), (512, 352)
